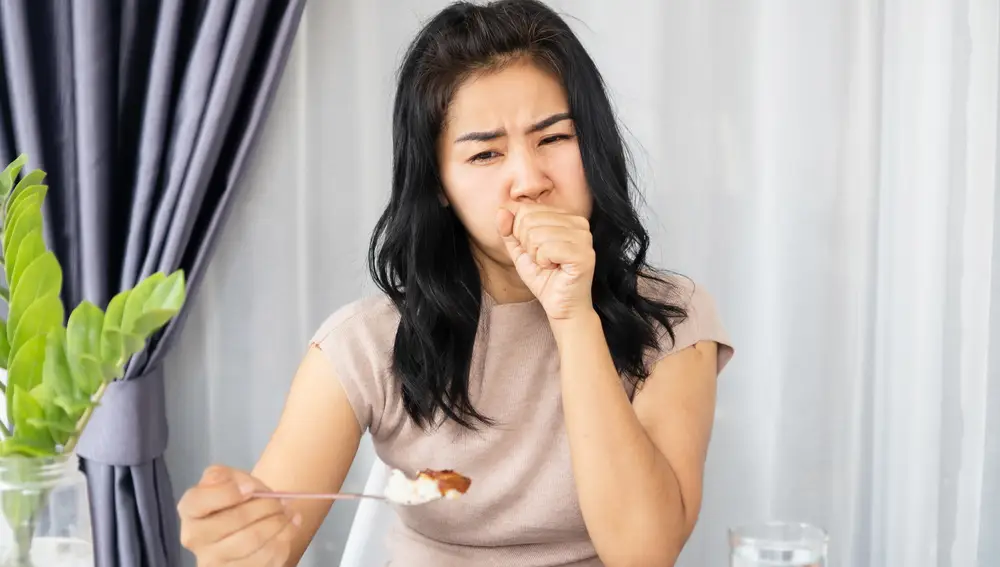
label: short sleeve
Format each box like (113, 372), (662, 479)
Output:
(643, 276), (735, 374)
(308, 296), (397, 436)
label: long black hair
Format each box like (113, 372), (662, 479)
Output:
(368, 0), (687, 430)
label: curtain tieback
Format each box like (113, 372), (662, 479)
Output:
(75, 366), (169, 466)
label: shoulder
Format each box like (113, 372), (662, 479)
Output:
(308, 293), (400, 434)
(637, 270), (718, 322)
(309, 293), (400, 353)
(639, 271), (734, 373)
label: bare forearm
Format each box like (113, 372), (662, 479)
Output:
(552, 310), (688, 566)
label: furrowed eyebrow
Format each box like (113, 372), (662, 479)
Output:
(454, 112), (572, 143)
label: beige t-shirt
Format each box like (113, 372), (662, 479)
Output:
(310, 275), (734, 566)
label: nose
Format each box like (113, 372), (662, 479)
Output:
(509, 149), (553, 202)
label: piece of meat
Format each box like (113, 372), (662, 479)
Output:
(417, 469), (472, 496)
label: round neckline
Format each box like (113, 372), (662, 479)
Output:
(481, 288), (540, 309)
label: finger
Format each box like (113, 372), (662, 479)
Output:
(180, 497), (291, 549)
(178, 470), (266, 520)
(201, 465), (231, 485)
(521, 226), (592, 262)
(514, 211), (588, 251)
(496, 208), (515, 237)
(202, 508), (300, 563)
(496, 208), (527, 264)
(178, 482), (254, 520)
(235, 523), (298, 567)
(535, 241), (595, 271)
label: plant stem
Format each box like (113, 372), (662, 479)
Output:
(13, 522), (34, 567)
(60, 382), (107, 454)
(0, 420), (9, 438)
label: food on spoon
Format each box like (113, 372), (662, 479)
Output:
(384, 468), (472, 504)
(418, 469), (472, 498)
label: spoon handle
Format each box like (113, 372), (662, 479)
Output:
(252, 491), (387, 502)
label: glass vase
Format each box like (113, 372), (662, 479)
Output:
(0, 454), (93, 567)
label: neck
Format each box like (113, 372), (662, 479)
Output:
(472, 246), (535, 305)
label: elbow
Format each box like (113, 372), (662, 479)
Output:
(597, 512), (699, 567)
(595, 527), (691, 567)
(593, 467), (703, 567)
(599, 545), (681, 567)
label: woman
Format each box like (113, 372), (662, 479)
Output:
(177, 1), (734, 565)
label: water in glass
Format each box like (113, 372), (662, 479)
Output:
(729, 521), (827, 567)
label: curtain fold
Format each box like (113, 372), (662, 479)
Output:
(0, 0), (306, 565)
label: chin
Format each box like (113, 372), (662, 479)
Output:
(468, 239), (511, 265)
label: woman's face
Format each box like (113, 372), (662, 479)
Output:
(437, 59), (592, 269)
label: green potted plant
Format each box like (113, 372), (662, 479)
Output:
(0, 154), (186, 566)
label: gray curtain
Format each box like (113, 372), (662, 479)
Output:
(0, 0), (306, 565)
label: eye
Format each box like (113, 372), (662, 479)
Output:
(468, 151), (501, 164)
(541, 134), (573, 145)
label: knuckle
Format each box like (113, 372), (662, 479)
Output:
(253, 498), (284, 520)
(232, 503), (254, 527)
(244, 528), (269, 550)
(248, 517), (284, 548)
(179, 530), (193, 549)
(176, 492), (194, 517)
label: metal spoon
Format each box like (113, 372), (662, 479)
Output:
(251, 490), (390, 503)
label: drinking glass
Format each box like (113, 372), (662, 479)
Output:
(729, 521), (827, 567)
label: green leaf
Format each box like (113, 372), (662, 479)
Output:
(103, 289), (129, 330)
(30, 384), (75, 446)
(6, 172), (45, 212)
(101, 361), (119, 382)
(9, 294), (63, 365)
(3, 192), (42, 253)
(129, 270), (186, 337)
(122, 272), (164, 334)
(101, 291), (129, 368)
(11, 228), (46, 292)
(29, 382), (53, 405)
(67, 302), (108, 392)
(0, 154), (27, 200)
(0, 438), (50, 458)
(0, 286), (7, 303)
(10, 385), (55, 455)
(73, 353), (104, 397)
(129, 310), (177, 338)
(67, 301), (104, 359)
(6, 184), (46, 222)
(3, 196), (42, 284)
(25, 418), (76, 435)
(122, 333), (146, 359)
(12, 386), (44, 429)
(53, 396), (91, 419)
(145, 270), (186, 312)
(42, 327), (74, 399)
(7, 251), (62, 349)
(100, 328), (125, 374)
(4, 189), (40, 227)
(6, 334), (46, 421)
(0, 320), (8, 369)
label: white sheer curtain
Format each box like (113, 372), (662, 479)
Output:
(163, 0), (1000, 565)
